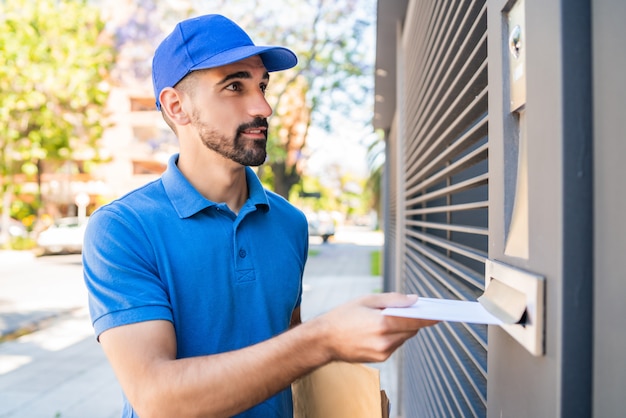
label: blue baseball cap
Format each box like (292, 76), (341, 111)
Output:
(152, 14), (298, 110)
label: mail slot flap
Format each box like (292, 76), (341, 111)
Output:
(478, 278), (527, 324)
(484, 259), (546, 356)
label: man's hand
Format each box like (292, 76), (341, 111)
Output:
(306, 293), (439, 363)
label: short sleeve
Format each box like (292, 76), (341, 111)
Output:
(82, 206), (173, 339)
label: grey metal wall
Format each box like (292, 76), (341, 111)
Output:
(386, 1), (490, 416)
(592, 0), (626, 416)
(377, 0), (625, 417)
(486, 0), (593, 415)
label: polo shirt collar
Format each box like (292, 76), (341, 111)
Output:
(162, 153), (270, 219)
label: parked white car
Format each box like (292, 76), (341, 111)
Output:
(306, 211), (335, 243)
(36, 217), (88, 255)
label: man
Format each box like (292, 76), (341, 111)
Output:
(83, 14), (436, 417)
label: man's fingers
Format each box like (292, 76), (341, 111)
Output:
(355, 293), (440, 331)
(359, 292), (419, 309)
(381, 313), (440, 332)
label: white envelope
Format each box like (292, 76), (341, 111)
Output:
(382, 276), (528, 325)
(382, 297), (504, 325)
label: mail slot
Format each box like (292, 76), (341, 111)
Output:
(484, 259), (545, 356)
(381, 259), (546, 356)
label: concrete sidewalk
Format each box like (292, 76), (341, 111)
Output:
(0, 227), (395, 417)
(0, 251), (89, 341)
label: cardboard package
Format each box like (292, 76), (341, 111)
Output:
(292, 362), (390, 418)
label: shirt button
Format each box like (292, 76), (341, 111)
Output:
(238, 249), (247, 258)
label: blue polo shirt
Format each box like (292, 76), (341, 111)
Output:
(83, 154), (308, 417)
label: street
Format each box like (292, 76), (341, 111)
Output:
(0, 227), (389, 418)
(0, 254), (88, 339)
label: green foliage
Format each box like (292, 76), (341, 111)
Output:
(9, 236), (37, 251)
(10, 199), (37, 227)
(0, 0), (115, 182)
(370, 250), (381, 276)
(291, 172), (372, 219)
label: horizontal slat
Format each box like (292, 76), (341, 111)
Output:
(406, 200), (488, 215)
(408, 140), (488, 195)
(440, 321), (488, 370)
(405, 172), (488, 206)
(407, 80), (488, 179)
(429, 328), (486, 416)
(406, 2), (467, 123)
(403, 269), (488, 418)
(406, 219), (488, 236)
(405, 238), (485, 292)
(407, 338), (447, 416)
(406, 7), (488, 160)
(408, 115), (488, 188)
(432, 328), (486, 414)
(421, 331), (468, 416)
(406, 2), (486, 152)
(406, 227), (488, 262)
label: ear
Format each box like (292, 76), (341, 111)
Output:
(159, 87), (191, 125)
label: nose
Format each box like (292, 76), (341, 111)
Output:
(249, 90), (273, 119)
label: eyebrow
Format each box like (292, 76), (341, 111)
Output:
(217, 71), (270, 85)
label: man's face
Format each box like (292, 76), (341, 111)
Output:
(184, 56), (273, 166)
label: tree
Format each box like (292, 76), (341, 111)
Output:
(235, 0), (377, 198)
(0, 0), (115, 246)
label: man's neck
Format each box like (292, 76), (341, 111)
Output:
(177, 151), (249, 215)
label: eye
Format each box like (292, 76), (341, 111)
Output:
(260, 83), (268, 95)
(225, 82), (242, 92)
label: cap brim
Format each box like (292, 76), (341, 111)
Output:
(190, 45), (298, 73)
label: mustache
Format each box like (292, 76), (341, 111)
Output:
(237, 117), (268, 133)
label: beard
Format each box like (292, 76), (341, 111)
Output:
(191, 112), (269, 167)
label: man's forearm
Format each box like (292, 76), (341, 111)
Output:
(102, 293), (432, 418)
(121, 318), (333, 418)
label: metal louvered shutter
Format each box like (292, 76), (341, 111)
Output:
(393, 1), (489, 417)
(383, 118), (399, 293)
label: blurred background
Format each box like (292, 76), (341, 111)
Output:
(0, 0), (383, 252)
